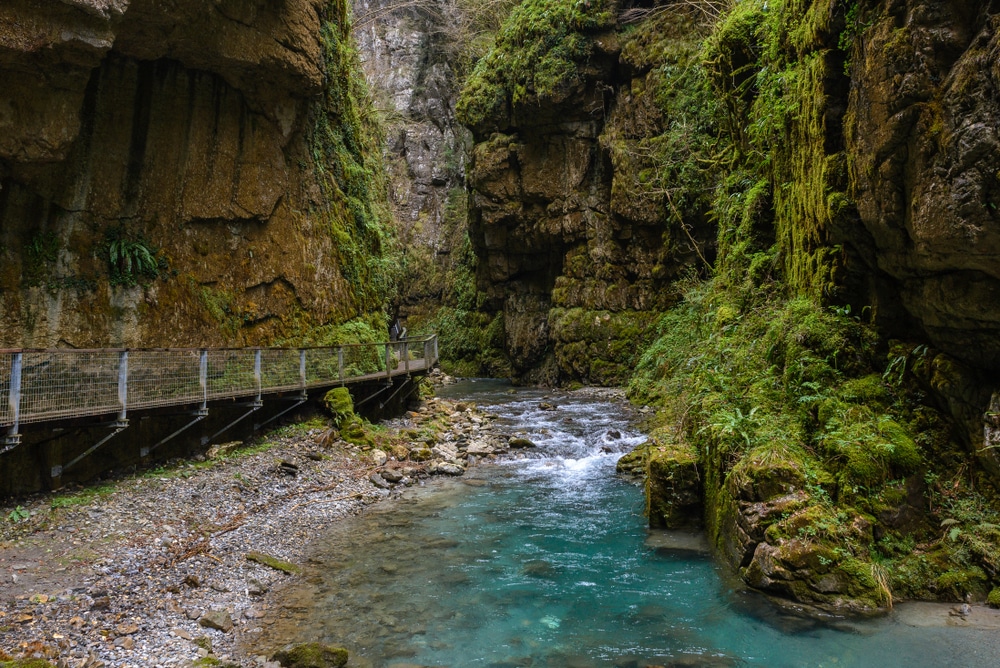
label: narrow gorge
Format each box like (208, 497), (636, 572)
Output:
(3, 0), (1000, 663)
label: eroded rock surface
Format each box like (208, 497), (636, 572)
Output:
(0, 0), (383, 348)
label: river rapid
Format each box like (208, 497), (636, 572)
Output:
(264, 380), (1000, 667)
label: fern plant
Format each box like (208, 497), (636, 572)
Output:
(104, 228), (164, 286)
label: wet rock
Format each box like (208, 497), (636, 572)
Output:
(271, 642), (349, 668)
(465, 442), (495, 455)
(198, 608), (233, 633)
(522, 559), (559, 578)
(538, 402), (557, 411)
(369, 472), (391, 489)
(508, 437), (537, 449)
(434, 462), (465, 476)
(381, 469), (404, 483)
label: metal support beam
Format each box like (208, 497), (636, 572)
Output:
(53, 420), (129, 478)
(141, 409), (209, 458)
(254, 394), (308, 432)
(201, 402), (261, 446)
(379, 377), (413, 410)
(354, 382), (391, 409)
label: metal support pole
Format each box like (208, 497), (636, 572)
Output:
(253, 349), (262, 408)
(385, 344), (391, 380)
(141, 410), (208, 458)
(403, 341), (410, 375)
(338, 347), (344, 384)
(117, 350), (128, 425)
(299, 350), (307, 393)
(53, 422), (129, 478)
(3, 352), (22, 449)
(199, 350), (208, 411)
(433, 336), (439, 366)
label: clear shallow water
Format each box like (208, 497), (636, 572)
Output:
(268, 380), (1000, 667)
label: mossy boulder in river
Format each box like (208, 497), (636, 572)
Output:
(643, 437), (703, 530)
(271, 642), (348, 668)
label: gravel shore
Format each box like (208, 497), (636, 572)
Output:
(0, 393), (507, 668)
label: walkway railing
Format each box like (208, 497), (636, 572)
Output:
(1, 335), (438, 450)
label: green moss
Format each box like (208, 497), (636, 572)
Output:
(272, 642), (349, 668)
(307, 0), (402, 322)
(0, 660), (59, 668)
(323, 387), (355, 426)
(456, 0), (616, 129)
(246, 551), (301, 574)
(988, 587), (1000, 608)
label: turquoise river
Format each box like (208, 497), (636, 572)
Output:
(266, 380), (1000, 667)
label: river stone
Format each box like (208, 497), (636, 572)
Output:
(539, 402), (557, 411)
(432, 444), (459, 460)
(381, 469), (403, 483)
(508, 437), (537, 449)
(371, 449), (388, 466)
(198, 609), (233, 632)
(369, 472), (391, 489)
(465, 442), (495, 455)
(410, 447), (433, 462)
(436, 462), (464, 476)
(271, 642), (348, 668)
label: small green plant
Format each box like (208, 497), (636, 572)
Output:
(7, 505), (29, 522)
(104, 227), (165, 286)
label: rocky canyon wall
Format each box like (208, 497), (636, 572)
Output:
(459, 3), (714, 384)
(0, 0), (398, 348)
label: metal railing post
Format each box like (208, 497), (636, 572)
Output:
(338, 346), (344, 384)
(403, 340), (409, 374)
(433, 335), (439, 366)
(254, 349), (262, 407)
(299, 349), (307, 394)
(117, 350), (129, 424)
(4, 352), (22, 448)
(385, 343), (391, 380)
(199, 350), (208, 411)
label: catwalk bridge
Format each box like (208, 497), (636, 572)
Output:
(0, 335), (437, 479)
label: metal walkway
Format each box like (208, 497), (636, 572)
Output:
(1, 335), (438, 463)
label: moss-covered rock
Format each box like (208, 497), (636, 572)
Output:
(645, 437), (703, 529)
(323, 388), (355, 426)
(271, 642), (348, 668)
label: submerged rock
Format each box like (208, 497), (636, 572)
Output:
(271, 642), (348, 668)
(508, 437), (537, 449)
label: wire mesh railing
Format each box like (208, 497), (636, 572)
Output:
(1, 335), (438, 442)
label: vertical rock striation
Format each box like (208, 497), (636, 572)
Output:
(0, 0), (397, 348)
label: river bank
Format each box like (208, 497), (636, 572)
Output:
(0, 389), (509, 668)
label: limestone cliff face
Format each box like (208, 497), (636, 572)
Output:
(0, 0), (394, 348)
(460, 10), (712, 384)
(351, 0), (471, 312)
(849, 0), (1000, 360)
(847, 0), (1000, 394)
